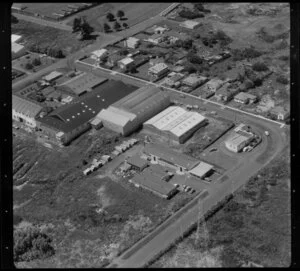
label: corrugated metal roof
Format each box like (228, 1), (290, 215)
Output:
(12, 95), (43, 118)
(144, 106), (206, 138)
(127, 155), (148, 169)
(98, 108), (134, 127)
(144, 143), (199, 170)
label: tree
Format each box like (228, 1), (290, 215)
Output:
(119, 48), (129, 56)
(80, 19), (94, 40)
(72, 17), (82, 33)
(276, 75), (288, 85)
(103, 23), (111, 33)
(14, 226), (54, 262)
(122, 22), (128, 29)
(114, 21), (121, 31)
(117, 10), (125, 19)
(252, 62), (269, 72)
(25, 63), (33, 70)
(106, 12), (115, 22)
(32, 58), (41, 66)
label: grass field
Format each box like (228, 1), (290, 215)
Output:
(12, 19), (95, 56)
(65, 3), (171, 32)
(151, 135), (290, 267)
(13, 126), (196, 268)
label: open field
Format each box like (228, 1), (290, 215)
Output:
(151, 136), (290, 267)
(65, 3), (171, 32)
(13, 127), (196, 268)
(12, 19), (96, 56)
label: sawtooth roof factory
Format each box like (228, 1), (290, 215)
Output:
(144, 106), (207, 144)
(98, 86), (170, 136)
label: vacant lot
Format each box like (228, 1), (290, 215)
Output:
(12, 19), (95, 56)
(151, 135), (290, 267)
(66, 3), (171, 32)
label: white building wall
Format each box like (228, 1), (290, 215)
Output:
(12, 110), (37, 128)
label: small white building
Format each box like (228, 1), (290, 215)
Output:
(12, 42), (26, 59)
(182, 74), (208, 89)
(124, 37), (140, 49)
(225, 132), (253, 153)
(234, 92), (258, 104)
(189, 162), (214, 179)
(179, 20), (201, 29)
(11, 34), (22, 44)
(118, 57), (135, 71)
(91, 49), (108, 62)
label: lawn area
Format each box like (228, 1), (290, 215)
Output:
(12, 52), (57, 73)
(133, 62), (151, 80)
(11, 19), (95, 56)
(151, 135), (290, 267)
(13, 127), (194, 268)
(66, 3), (171, 33)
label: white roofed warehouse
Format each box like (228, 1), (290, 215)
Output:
(98, 86), (170, 136)
(144, 106), (207, 144)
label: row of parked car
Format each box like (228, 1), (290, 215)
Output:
(83, 138), (139, 176)
(173, 183), (196, 194)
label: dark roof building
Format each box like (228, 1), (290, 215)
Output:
(143, 143), (199, 171)
(131, 165), (177, 199)
(36, 80), (137, 142)
(127, 155), (148, 171)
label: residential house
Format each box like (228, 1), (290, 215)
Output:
(148, 63), (169, 82)
(124, 37), (140, 49)
(118, 57), (135, 71)
(234, 92), (258, 104)
(270, 106), (290, 121)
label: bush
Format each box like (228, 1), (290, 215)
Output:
(232, 46), (263, 61)
(178, 8), (204, 19)
(276, 75), (288, 85)
(32, 58), (42, 66)
(252, 62), (269, 72)
(278, 55), (289, 61)
(14, 226), (55, 262)
(25, 63), (34, 70)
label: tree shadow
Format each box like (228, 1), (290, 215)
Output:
(120, 17), (128, 21)
(88, 34), (99, 40)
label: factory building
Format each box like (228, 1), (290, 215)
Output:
(144, 106), (207, 144)
(36, 80), (137, 145)
(143, 143), (200, 174)
(98, 86), (170, 136)
(12, 95), (44, 128)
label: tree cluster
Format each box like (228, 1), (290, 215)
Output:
(14, 226), (55, 262)
(103, 10), (128, 33)
(178, 8), (205, 19)
(252, 62), (269, 72)
(72, 17), (94, 40)
(231, 46), (263, 61)
(29, 44), (64, 58)
(276, 74), (288, 85)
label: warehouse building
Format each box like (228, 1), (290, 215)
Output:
(42, 71), (63, 83)
(144, 106), (207, 144)
(130, 164), (177, 199)
(98, 86), (170, 136)
(225, 130), (254, 153)
(143, 143), (200, 174)
(12, 95), (44, 128)
(36, 80), (137, 145)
